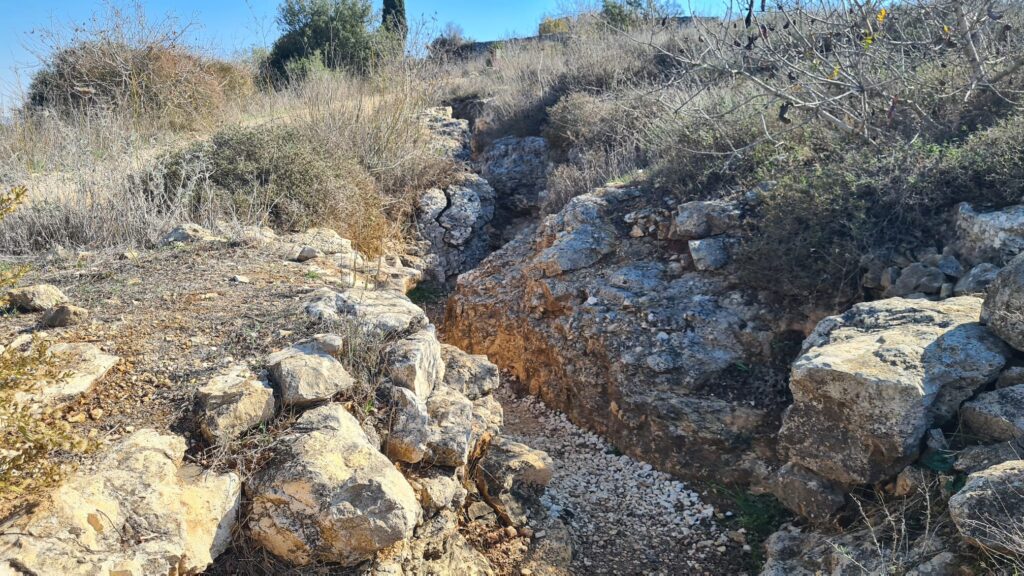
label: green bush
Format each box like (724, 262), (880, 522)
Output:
(154, 125), (390, 251)
(267, 0), (377, 81)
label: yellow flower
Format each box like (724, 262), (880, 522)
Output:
(877, 8), (888, 25)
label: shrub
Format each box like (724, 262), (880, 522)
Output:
(267, 0), (377, 81)
(539, 17), (571, 36)
(154, 125), (389, 250)
(26, 5), (253, 130)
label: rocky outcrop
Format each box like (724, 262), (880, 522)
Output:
(0, 430), (240, 576)
(949, 460), (1024, 555)
(446, 186), (783, 482)
(415, 174), (497, 283)
(13, 342), (119, 405)
(267, 342), (355, 406)
(779, 297), (1008, 485)
(388, 327), (445, 399)
(479, 136), (548, 215)
(441, 344), (500, 400)
(305, 286), (427, 335)
(247, 404), (421, 567)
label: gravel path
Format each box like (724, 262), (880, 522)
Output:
(498, 389), (752, 576)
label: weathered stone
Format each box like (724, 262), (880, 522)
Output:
(411, 470), (468, 516)
(935, 254), (965, 278)
(247, 405), (420, 566)
(766, 463), (845, 523)
(305, 287), (427, 335)
(669, 200), (740, 240)
(267, 343), (355, 407)
(983, 254), (1024, 351)
(961, 384), (1024, 442)
(954, 263), (1001, 296)
(477, 436), (553, 497)
(159, 223), (224, 246)
(955, 440), (1024, 474)
(286, 228), (356, 256)
(388, 328), (445, 399)
(0, 430), (240, 576)
(956, 202), (1024, 265)
(14, 343), (119, 405)
(949, 460), (1024, 555)
(197, 365), (275, 444)
(472, 394), (504, 447)
(312, 333), (344, 355)
(386, 386), (431, 464)
(888, 263), (946, 296)
(779, 297), (1009, 485)
(6, 284), (68, 311)
(425, 386), (477, 467)
(359, 254), (423, 293)
(367, 510), (492, 576)
(440, 344), (500, 400)
(479, 136), (548, 214)
(293, 245), (322, 262)
(416, 174), (496, 283)
(688, 237), (732, 271)
(532, 195), (616, 277)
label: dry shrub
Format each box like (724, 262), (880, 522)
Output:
(26, 3), (254, 130)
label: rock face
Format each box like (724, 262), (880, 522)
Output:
(6, 284), (68, 311)
(949, 460), (1024, 555)
(416, 174), (497, 283)
(386, 386), (431, 464)
(961, 384), (1024, 442)
(983, 253), (1024, 351)
(779, 297), (1008, 485)
(425, 385), (478, 467)
(197, 365), (276, 444)
(956, 202), (1024, 265)
(446, 186), (782, 482)
(267, 342), (355, 407)
(0, 430), (240, 576)
(247, 404), (420, 567)
(479, 136), (548, 215)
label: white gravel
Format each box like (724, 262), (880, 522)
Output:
(499, 389), (749, 575)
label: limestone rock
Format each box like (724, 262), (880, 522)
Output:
(292, 245), (322, 262)
(411, 470), (468, 516)
(14, 343), (119, 405)
(669, 200), (740, 240)
(367, 510), (493, 576)
(982, 254), (1024, 351)
(961, 384), (1024, 442)
(766, 463), (844, 523)
(197, 365), (275, 444)
(267, 343), (355, 407)
(305, 287), (427, 335)
(287, 228), (356, 256)
(954, 263), (1001, 296)
(480, 136), (548, 214)
(779, 297), (1008, 485)
(688, 237), (732, 271)
(6, 284), (68, 311)
(440, 344), (500, 400)
(0, 430), (240, 576)
(159, 223), (224, 246)
(888, 263), (946, 296)
(949, 460), (1024, 555)
(388, 328), (445, 399)
(955, 440), (1024, 474)
(416, 174), (496, 282)
(41, 304), (88, 327)
(247, 405), (420, 566)
(425, 385), (477, 467)
(956, 202), (1024, 265)
(386, 386), (431, 464)
(531, 194), (616, 277)
(477, 436), (553, 497)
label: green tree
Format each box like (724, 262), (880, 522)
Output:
(267, 0), (375, 80)
(382, 0), (407, 42)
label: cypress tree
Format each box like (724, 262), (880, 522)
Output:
(382, 0), (407, 41)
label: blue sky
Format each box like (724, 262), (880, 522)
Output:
(0, 0), (723, 109)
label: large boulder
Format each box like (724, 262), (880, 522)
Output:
(425, 385), (478, 467)
(668, 200), (740, 240)
(956, 202), (1024, 265)
(247, 405), (420, 566)
(955, 263), (1001, 296)
(196, 365), (276, 444)
(479, 136), (548, 214)
(949, 460), (1024, 555)
(386, 386), (431, 464)
(983, 253), (1024, 351)
(0, 430), (240, 576)
(415, 174), (496, 282)
(305, 287), (427, 335)
(779, 297), (1008, 485)
(267, 342), (355, 407)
